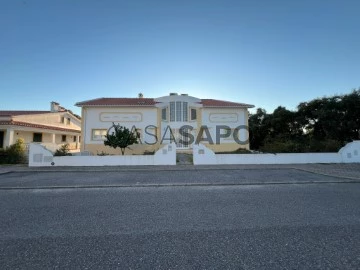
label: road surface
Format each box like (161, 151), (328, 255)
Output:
(0, 167), (359, 269)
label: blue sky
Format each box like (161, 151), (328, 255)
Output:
(1, 0), (359, 115)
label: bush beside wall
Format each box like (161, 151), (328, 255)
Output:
(0, 139), (27, 164)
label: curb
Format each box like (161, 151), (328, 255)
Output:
(1, 179), (360, 190)
(2, 166), (360, 180)
(0, 166), (303, 174)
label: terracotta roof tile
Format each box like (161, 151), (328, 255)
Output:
(75, 97), (254, 108)
(75, 98), (156, 107)
(0, 121), (81, 133)
(200, 99), (254, 108)
(0, 111), (50, 116)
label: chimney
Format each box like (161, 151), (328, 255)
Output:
(51, 101), (60, 112)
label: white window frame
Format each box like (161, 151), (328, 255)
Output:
(161, 107), (168, 121)
(183, 102), (188, 122)
(170, 102), (175, 122)
(176, 101), (182, 121)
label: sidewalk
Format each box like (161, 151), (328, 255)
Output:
(1, 163), (360, 180)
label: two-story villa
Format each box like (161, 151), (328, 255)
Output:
(75, 93), (254, 155)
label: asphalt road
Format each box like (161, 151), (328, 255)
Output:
(0, 169), (360, 269)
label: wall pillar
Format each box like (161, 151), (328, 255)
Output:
(4, 128), (14, 147)
(51, 133), (56, 144)
(76, 134), (80, 149)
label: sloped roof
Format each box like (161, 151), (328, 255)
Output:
(0, 120), (81, 133)
(75, 97), (254, 108)
(200, 99), (254, 108)
(75, 98), (157, 107)
(0, 110), (81, 121)
(0, 111), (50, 116)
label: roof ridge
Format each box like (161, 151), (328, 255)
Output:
(200, 98), (254, 108)
(75, 97), (106, 106)
(76, 97), (157, 107)
(0, 110), (51, 116)
(0, 110), (50, 112)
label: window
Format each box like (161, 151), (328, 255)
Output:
(183, 102), (188, 121)
(67, 118), (71, 125)
(170, 101), (189, 122)
(176, 101), (182, 121)
(33, 133), (42, 142)
(191, 108), (197, 120)
(170, 102), (175, 122)
(62, 135), (66, 142)
(161, 108), (167, 121)
(73, 136), (77, 142)
(92, 129), (107, 141)
(60, 116), (65, 123)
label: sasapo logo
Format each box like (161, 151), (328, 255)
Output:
(107, 123), (249, 145)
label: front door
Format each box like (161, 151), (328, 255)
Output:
(0, 131), (4, 148)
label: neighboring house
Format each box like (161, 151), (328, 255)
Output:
(0, 102), (81, 152)
(75, 93), (254, 155)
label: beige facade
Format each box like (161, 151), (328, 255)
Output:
(0, 102), (81, 152)
(79, 105), (160, 155)
(76, 94), (254, 155)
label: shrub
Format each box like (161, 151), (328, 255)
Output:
(0, 139), (26, 164)
(0, 149), (9, 164)
(97, 151), (110, 156)
(54, 144), (72, 156)
(259, 138), (343, 153)
(306, 139), (344, 152)
(260, 140), (302, 153)
(216, 148), (252, 154)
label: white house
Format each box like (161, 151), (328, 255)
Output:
(0, 102), (81, 152)
(75, 93), (254, 155)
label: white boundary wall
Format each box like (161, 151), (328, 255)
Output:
(193, 141), (360, 165)
(29, 143), (176, 167)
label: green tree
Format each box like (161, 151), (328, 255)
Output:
(104, 123), (139, 155)
(297, 89), (360, 144)
(248, 108), (271, 150)
(249, 88), (360, 153)
(54, 144), (72, 156)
